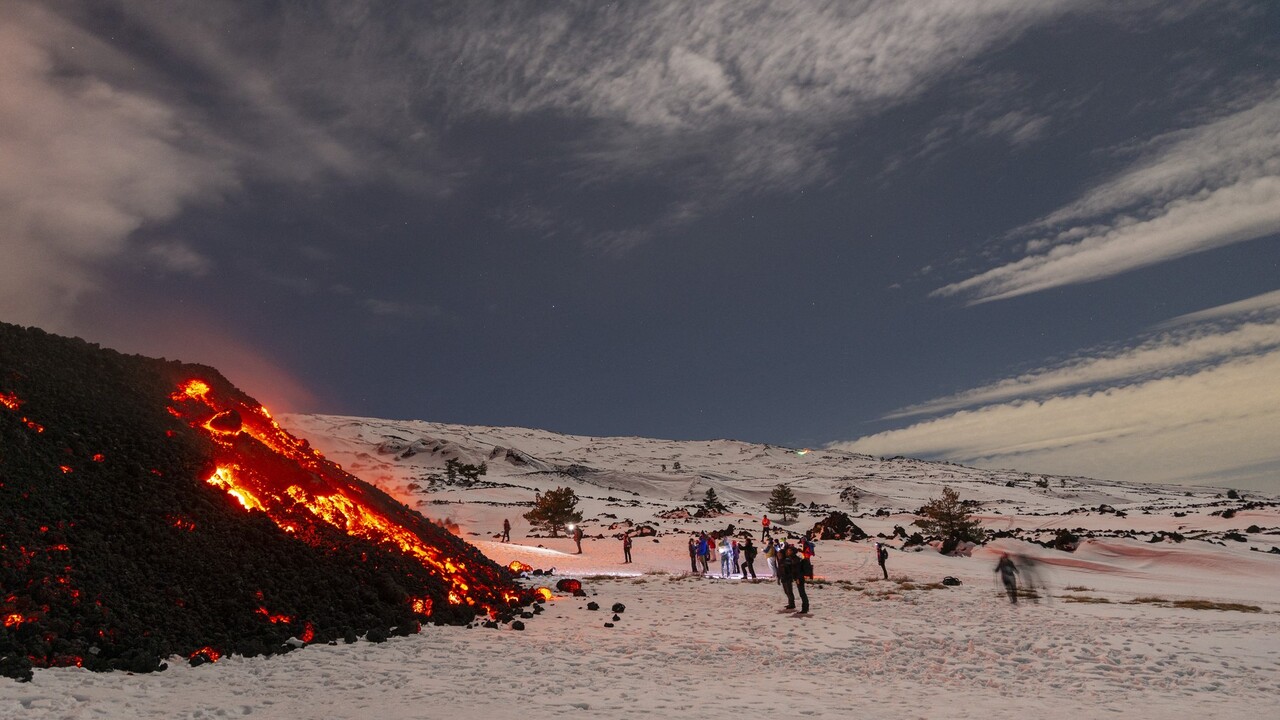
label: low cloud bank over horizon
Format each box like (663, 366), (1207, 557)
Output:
(835, 290), (1280, 491)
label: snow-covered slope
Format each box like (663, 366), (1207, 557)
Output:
(11, 414), (1278, 720)
(283, 414), (1277, 554)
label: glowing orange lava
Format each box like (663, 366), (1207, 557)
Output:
(167, 378), (524, 619)
(189, 646), (221, 662)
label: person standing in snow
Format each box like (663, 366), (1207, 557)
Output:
(761, 515), (771, 540)
(502, 518), (511, 543)
(697, 533), (711, 574)
(780, 544), (809, 613)
(622, 532), (633, 564)
(800, 535), (816, 579)
(572, 525), (584, 554)
(718, 535), (732, 577)
(730, 539), (741, 576)
(995, 553), (1019, 603)
(688, 536), (699, 574)
(876, 542), (889, 580)
(763, 539), (779, 581)
(741, 537), (758, 579)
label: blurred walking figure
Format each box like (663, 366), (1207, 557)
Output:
(572, 525), (584, 554)
(501, 518), (511, 543)
(730, 539), (741, 575)
(875, 542), (889, 580)
(995, 553), (1019, 603)
(622, 532), (633, 564)
(1012, 553), (1045, 603)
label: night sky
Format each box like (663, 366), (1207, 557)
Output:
(4, 1), (1278, 490)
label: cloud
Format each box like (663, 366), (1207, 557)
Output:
(0, 2), (236, 331)
(410, 1), (1086, 198)
(833, 289), (1280, 489)
(1159, 288), (1280, 327)
(361, 299), (449, 323)
(141, 0), (1088, 247)
(934, 88), (1280, 303)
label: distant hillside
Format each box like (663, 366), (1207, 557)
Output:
(283, 414), (1268, 549)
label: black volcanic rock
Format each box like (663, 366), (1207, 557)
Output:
(0, 322), (525, 680)
(809, 511), (868, 541)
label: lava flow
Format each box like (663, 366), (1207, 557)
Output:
(167, 379), (524, 617)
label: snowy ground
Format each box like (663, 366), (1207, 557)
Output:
(5, 416), (1278, 719)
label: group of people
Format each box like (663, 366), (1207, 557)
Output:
(685, 528), (816, 614)
(506, 515), (1029, 612)
(687, 531), (761, 578)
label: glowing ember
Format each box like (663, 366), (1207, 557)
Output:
(1, 392), (46, 433)
(534, 587), (553, 602)
(508, 560), (533, 574)
(189, 646), (221, 663)
(555, 578), (582, 593)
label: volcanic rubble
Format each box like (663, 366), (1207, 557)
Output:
(0, 322), (530, 681)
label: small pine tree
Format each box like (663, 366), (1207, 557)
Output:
(445, 459), (487, 486)
(766, 483), (798, 523)
(673, 461), (682, 471)
(700, 487), (728, 513)
(914, 486), (983, 551)
(522, 486), (583, 537)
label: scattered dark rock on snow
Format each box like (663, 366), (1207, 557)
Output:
(611, 603), (626, 613)
(603, 623), (614, 628)
(511, 621), (525, 631)
(586, 602), (600, 611)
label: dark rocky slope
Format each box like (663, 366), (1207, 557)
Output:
(0, 322), (525, 681)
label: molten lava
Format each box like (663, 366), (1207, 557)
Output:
(167, 379), (524, 619)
